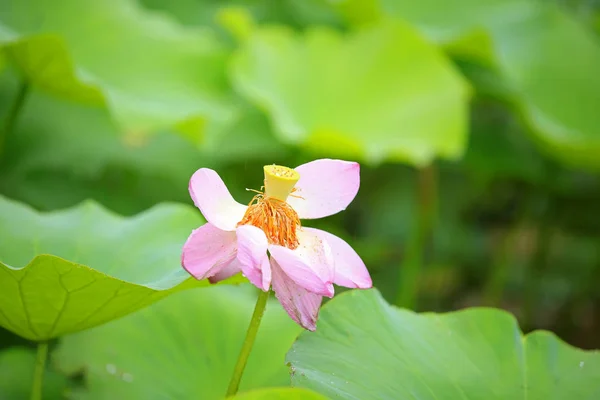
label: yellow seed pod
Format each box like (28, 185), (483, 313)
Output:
(263, 165), (300, 201)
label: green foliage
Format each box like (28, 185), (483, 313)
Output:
(0, 77), (286, 214)
(463, 101), (546, 183)
(232, 19), (470, 166)
(0, 195), (219, 341)
(0, 0), (599, 398)
(0, 347), (68, 399)
(231, 387), (329, 400)
(380, 0), (600, 170)
(288, 289), (600, 399)
(0, 84), (202, 213)
(0, 0), (233, 134)
(54, 285), (301, 399)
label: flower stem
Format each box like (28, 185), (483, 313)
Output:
(0, 80), (29, 156)
(225, 289), (269, 397)
(396, 164), (437, 309)
(30, 341), (48, 400)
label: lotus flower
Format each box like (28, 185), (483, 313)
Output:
(181, 159), (372, 330)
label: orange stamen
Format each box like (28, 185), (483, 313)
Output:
(237, 193), (301, 250)
(288, 187), (305, 200)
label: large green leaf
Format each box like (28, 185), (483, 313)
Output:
(0, 196), (217, 341)
(231, 387), (329, 400)
(0, 347), (68, 399)
(380, 0), (600, 170)
(54, 285), (302, 399)
(491, 5), (600, 171)
(288, 289), (600, 399)
(231, 19), (470, 166)
(0, 0), (233, 133)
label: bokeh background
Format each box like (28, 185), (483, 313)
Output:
(0, 0), (599, 395)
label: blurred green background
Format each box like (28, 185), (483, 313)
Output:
(0, 0), (599, 389)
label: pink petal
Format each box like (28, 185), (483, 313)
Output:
(236, 225), (271, 291)
(268, 229), (334, 297)
(288, 159), (360, 219)
(304, 228), (372, 289)
(209, 258), (242, 283)
(260, 256), (272, 291)
(271, 258), (322, 331)
(182, 223), (237, 280)
(189, 168), (248, 231)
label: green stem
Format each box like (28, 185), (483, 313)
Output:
(30, 341), (48, 400)
(225, 290), (269, 397)
(396, 164), (437, 309)
(0, 80), (29, 155)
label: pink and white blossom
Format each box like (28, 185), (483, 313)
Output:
(181, 159), (372, 330)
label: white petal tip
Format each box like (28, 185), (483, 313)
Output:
(324, 282), (335, 298)
(355, 278), (373, 289)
